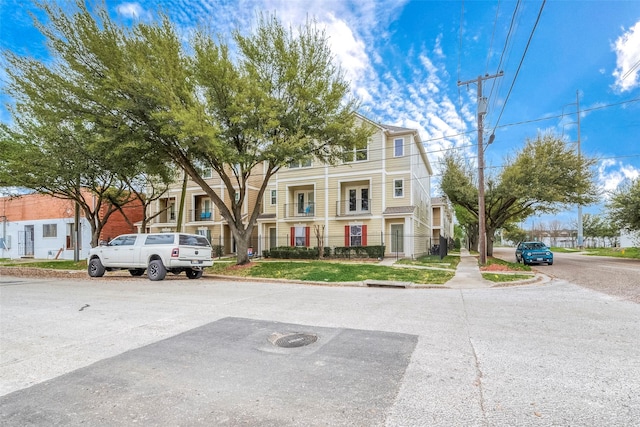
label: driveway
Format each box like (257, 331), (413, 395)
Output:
(1, 275), (639, 426)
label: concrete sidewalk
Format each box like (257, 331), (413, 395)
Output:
(379, 248), (491, 288)
(446, 248), (492, 288)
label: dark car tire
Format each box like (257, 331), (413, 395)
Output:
(548, 261), (553, 266)
(129, 269), (145, 276)
(186, 268), (203, 279)
(147, 260), (167, 281)
(88, 258), (106, 277)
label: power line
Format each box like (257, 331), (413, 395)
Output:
(484, 0), (502, 75)
(491, 0), (546, 135)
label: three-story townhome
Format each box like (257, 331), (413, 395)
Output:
(146, 115), (433, 259)
(258, 115), (434, 259)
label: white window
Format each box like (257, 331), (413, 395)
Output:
(349, 140), (368, 162)
(297, 191), (314, 215)
(394, 138), (404, 157)
(195, 161), (212, 179)
(270, 190), (277, 206)
(394, 179), (404, 197)
(295, 226), (306, 247)
(347, 186), (369, 213)
(289, 158), (312, 168)
(350, 225), (362, 246)
(200, 199), (212, 220)
(43, 224), (57, 238)
(234, 191), (240, 202)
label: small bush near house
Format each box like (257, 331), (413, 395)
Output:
(266, 246), (319, 259)
(212, 245), (224, 257)
(454, 238), (461, 250)
(333, 245), (385, 259)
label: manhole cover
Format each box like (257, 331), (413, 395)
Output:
(271, 333), (318, 348)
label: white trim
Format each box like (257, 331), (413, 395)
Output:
(394, 137), (404, 157)
(393, 178), (404, 198)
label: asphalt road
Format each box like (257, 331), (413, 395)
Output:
(1, 274), (639, 426)
(492, 247), (640, 304)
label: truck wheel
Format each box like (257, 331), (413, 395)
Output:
(129, 269), (145, 276)
(88, 258), (106, 277)
(147, 260), (167, 281)
(186, 268), (203, 279)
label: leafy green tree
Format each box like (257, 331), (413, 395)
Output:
(2, 2), (371, 264)
(1, 2), (178, 247)
(503, 225), (527, 246)
(608, 178), (640, 233)
(441, 133), (598, 257)
(0, 119), (138, 248)
(453, 204), (478, 251)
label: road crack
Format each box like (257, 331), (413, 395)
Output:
(460, 290), (488, 426)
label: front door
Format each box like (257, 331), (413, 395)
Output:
(390, 224), (404, 253)
(18, 225), (35, 257)
(269, 227), (277, 249)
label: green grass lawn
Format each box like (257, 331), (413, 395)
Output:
(0, 259), (87, 270)
(482, 273), (534, 282)
(584, 247), (640, 258)
(210, 260), (454, 284)
(396, 254), (460, 270)
(484, 257), (531, 271)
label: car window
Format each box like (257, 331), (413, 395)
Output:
(144, 234), (176, 245)
(179, 234), (211, 247)
(109, 236), (128, 246)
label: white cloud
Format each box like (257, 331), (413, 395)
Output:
(115, 2), (144, 19)
(597, 159), (640, 195)
(612, 20), (640, 92)
(323, 13), (371, 87)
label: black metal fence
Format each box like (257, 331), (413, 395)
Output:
(207, 232), (452, 260)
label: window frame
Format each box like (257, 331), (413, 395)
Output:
(270, 189), (277, 206)
(394, 179), (404, 198)
(394, 138), (404, 157)
(348, 140), (368, 162)
(42, 224), (57, 238)
(289, 158), (312, 169)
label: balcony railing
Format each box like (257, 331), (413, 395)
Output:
(336, 199), (371, 216)
(153, 211), (176, 223)
(190, 209), (213, 222)
(284, 202), (315, 218)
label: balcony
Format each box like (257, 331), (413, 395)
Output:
(284, 202), (315, 218)
(154, 211), (176, 223)
(191, 209), (213, 222)
(336, 198), (371, 217)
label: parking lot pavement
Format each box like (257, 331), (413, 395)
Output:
(1, 275), (639, 426)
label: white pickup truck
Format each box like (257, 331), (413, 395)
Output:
(88, 233), (213, 281)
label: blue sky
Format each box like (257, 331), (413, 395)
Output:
(1, 0), (639, 229)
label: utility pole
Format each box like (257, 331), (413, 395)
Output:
(458, 72), (503, 265)
(576, 90), (583, 249)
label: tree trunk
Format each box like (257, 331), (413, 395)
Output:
(486, 227), (496, 257)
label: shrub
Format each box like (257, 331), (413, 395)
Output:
(267, 246), (319, 259)
(332, 245), (385, 258)
(212, 245), (224, 257)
